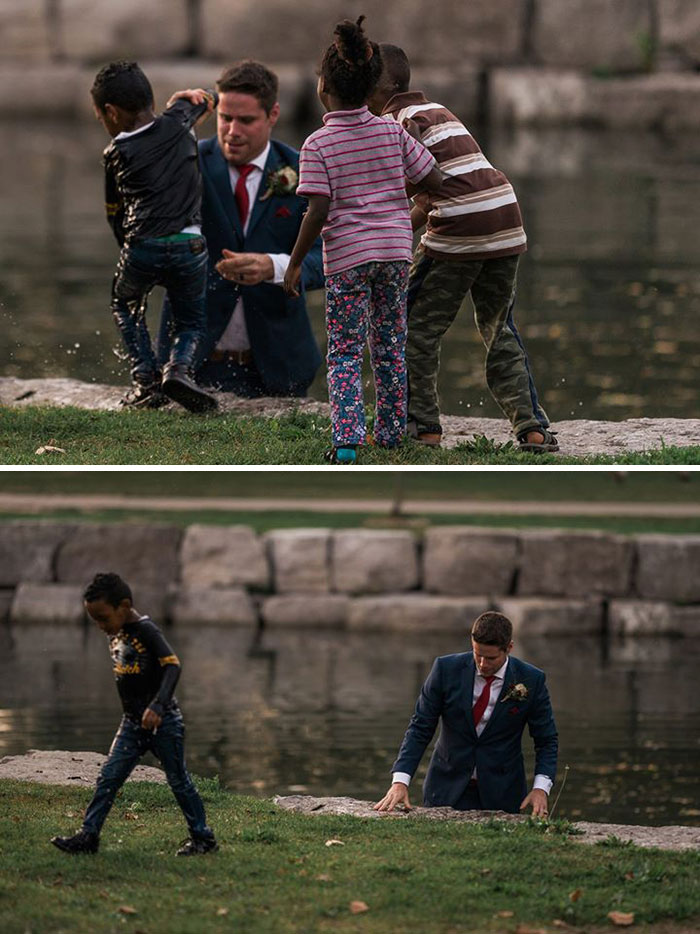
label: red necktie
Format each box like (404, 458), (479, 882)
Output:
(234, 164), (256, 227)
(473, 675), (496, 728)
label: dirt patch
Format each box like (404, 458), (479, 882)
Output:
(0, 749), (165, 787)
(274, 795), (700, 852)
(2, 376), (700, 457)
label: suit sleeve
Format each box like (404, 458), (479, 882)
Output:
(139, 621), (181, 716)
(391, 658), (444, 778)
(527, 672), (558, 783)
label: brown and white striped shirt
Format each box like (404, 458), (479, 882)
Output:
(381, 91), (527, 262)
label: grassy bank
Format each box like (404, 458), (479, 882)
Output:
(2, 406), (699, 465)
(1, 778), (698, 934)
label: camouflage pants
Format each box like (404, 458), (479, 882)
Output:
(406, 250), (549, 437)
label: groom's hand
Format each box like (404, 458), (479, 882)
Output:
(373, 782), (412, 812)
(216, 250), (274, 285)
(520, 788), (549, 818)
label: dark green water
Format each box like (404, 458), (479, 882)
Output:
(2, 119), (700, 420)
(0, 623), (697, 827)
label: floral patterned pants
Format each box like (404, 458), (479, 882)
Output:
(325, 260), (410, 447)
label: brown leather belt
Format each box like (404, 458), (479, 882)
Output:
(208, 349), (253, 365)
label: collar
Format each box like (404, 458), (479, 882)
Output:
(322, 105), (374, 126)
(475, 658), (509, 682)
(381, 91), (429, 117)
(228, 140), (271, 177)
(115, 120), (155, 140)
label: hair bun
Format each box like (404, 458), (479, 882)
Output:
(333, 15), (373, 66)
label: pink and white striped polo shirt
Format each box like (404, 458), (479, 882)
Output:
(297, 106), (436, 276)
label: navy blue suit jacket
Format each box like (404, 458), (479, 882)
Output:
(158, 136), (324, 394)
(393, 652), (558, 812)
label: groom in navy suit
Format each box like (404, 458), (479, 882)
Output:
(375, 612), (557, 816)
(159, 61), (324, 397)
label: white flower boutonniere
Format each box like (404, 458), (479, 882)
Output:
(260, 165), (298, 201)
(501, 682), (529, 703)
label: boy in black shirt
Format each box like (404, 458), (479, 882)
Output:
(92, 61), (218, 411)
(51, 573), (217, 856)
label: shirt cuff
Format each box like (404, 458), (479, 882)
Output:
(533, 774), (553, 795)
(268, 253), (290, 286)
(392, 772), (412, 787)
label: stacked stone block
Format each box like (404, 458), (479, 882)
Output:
(2, 520), (698, 637)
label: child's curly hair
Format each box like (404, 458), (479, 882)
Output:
(319, 16), (382, 108)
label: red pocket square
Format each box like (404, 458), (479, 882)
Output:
(275, 206), (292, 218)
(509, 706), (520, 714)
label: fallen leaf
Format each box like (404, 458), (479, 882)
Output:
(624, 872), (635, 881)
(350, 901), (369, 914)
(325, 838), (345, 847)
(553, 922), (574, 929)
(118, 905), (138, 915)
(316, 873), (331, 882)
(216, 907), (229, 916)
(35, 439), (66, 456)
(496, 910), (515, 918)
(124, 811), (139, 820)
(569, 888), (583, 902)
(99, 890), (110, 899)
(608, 911), (635, 927)
(479, 867), (492, 875)
(515, 926), (548, 934)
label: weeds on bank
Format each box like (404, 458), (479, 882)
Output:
(1, 778), (699, 934)
(1, 405), (699, 465)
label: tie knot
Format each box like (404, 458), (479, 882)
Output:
(237, 163), (255, 180)
(483, 675), (496, 684)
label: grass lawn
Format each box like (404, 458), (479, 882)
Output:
(2, 406), (700, 466)
(1, 778), (698, 934)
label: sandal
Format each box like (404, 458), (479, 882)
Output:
(517, 427), (559, 453)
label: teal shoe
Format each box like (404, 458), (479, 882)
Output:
(324, 446), (357, 465)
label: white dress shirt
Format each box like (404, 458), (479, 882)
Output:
(393, 658), (553, 795)
(215, 141), (291, 352)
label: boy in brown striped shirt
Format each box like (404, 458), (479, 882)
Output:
(368, 45), (557, 452)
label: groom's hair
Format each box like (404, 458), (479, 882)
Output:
(471, 612), (513, 649)
(217, 60), (279, 114)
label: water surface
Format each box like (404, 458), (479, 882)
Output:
(2, 119), (700, 420)
(1, 623), (697, 827)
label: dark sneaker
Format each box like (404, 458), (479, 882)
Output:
(176, 835), (219, 856)
(162, 364), (218, 414)
(119, 381), (168, 409)
(407, 421), (442, 447)
(51, 829), (99, 854)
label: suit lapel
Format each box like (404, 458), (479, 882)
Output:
(245, 145), (284, 241)
(205, 140), (244, 240)
(480, 658), (515, 738)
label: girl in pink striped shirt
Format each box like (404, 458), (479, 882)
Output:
(284, 17), (442, 464)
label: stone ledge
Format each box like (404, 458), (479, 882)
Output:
(0, 749), (165, 786)
(273, 795), (700, 851)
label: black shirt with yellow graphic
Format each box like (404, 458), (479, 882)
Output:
(109, 617), (181, 722)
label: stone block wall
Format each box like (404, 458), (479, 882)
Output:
(2, 1), (700, 128)
(1, 520), (699, 638)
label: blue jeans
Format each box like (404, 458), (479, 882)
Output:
(82, 712), (212, 839)
(111, 236), (208, 383)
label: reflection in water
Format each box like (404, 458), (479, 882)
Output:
(1, 119), (700, 420)
(1, 621), (697, 827)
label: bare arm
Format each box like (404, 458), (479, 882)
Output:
(284, 195), (330, 297)
(410, 203), (429, 232)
